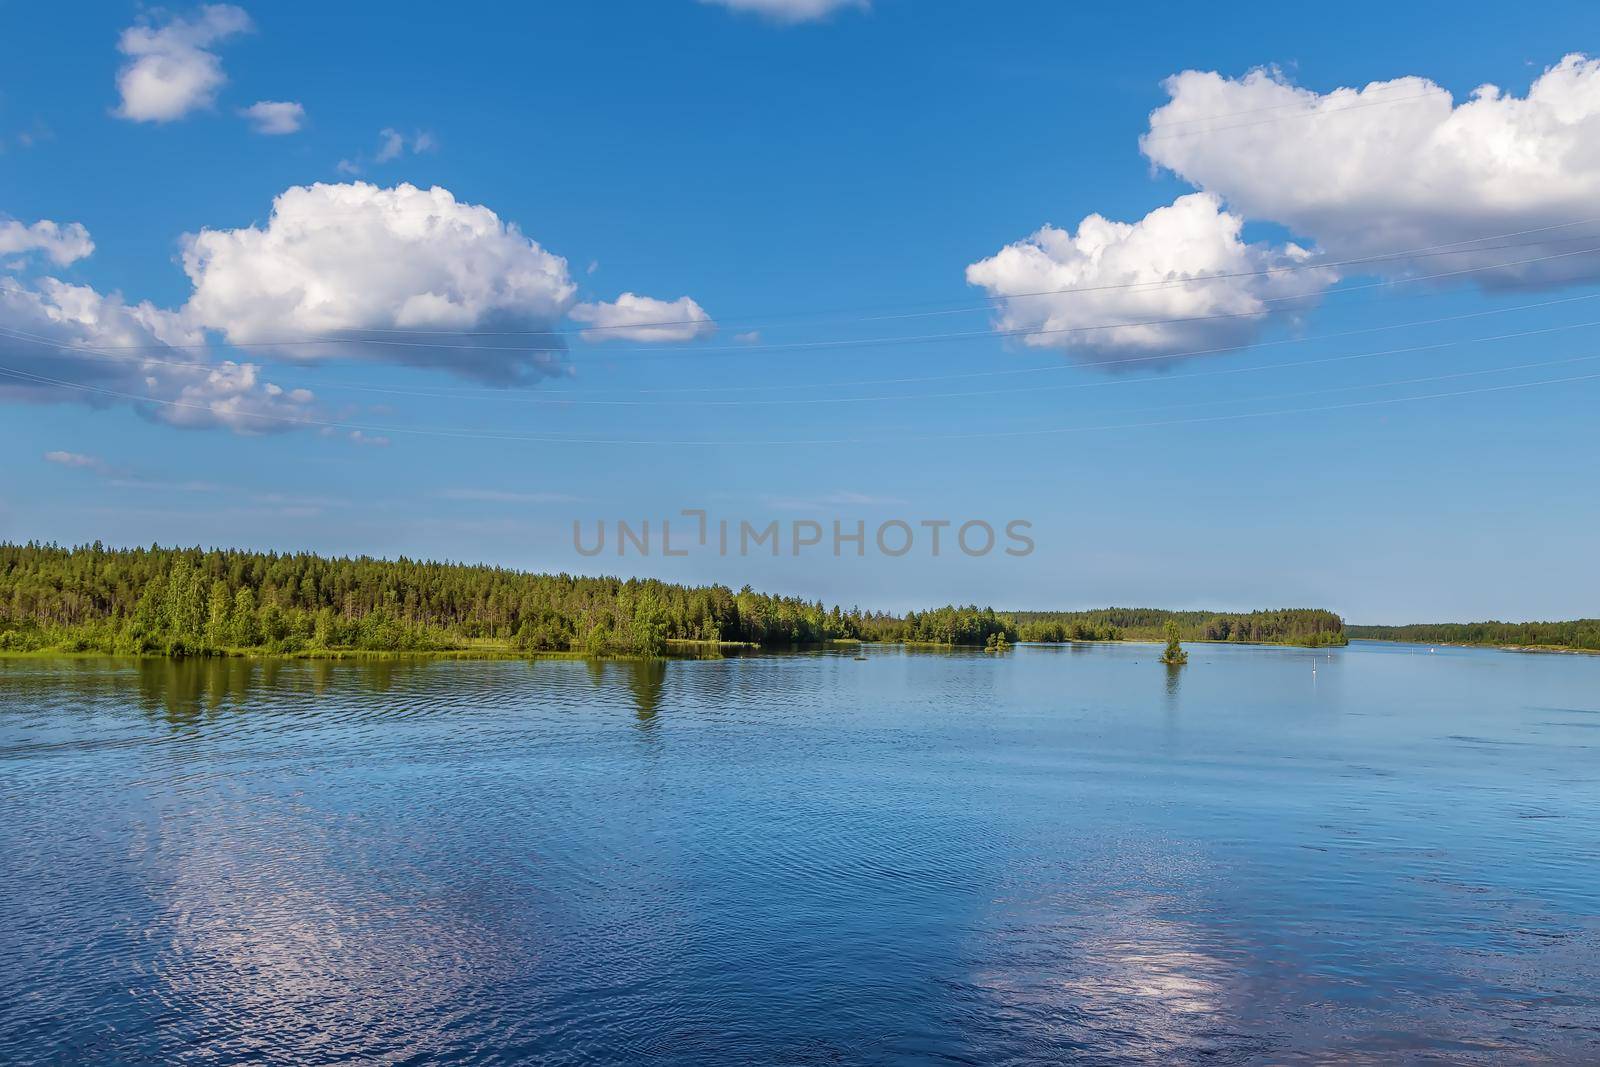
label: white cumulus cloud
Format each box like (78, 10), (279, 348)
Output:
(700, 0), (866, 21)
(114, 4), (254, 123)
(965, 193), (1334, 362)
(1142, 53), (1600, 289)
(2, 184), (710, 431)
(240, 100), (305, 135)
(0, 275), (317, 434)
(180, 181), (579, 382)
(569, 293), (715, 343)
(0, 219), (94, 267)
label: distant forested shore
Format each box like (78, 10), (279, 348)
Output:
(1349, 620), (1600, 652)
(1009, 608), (1347, 647)
(0, 542), (1344, 658)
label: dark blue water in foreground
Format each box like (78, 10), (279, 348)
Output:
(2, 641), (1599, 1064)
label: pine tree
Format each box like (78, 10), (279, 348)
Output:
(1160, 618), (1188, 666)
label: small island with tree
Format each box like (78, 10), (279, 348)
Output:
(1160, 618), (1189, 666)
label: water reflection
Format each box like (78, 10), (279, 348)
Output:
(579, 658), (669, 725)
(140, 798), (523, 1064)
(128, 656), (441, 725)
(117, 653), (684, 732)
(135, 657), (262, 724)
(622, 659), (667, 724)
(4, 644), (1600, 1064)
(962, 910), (1238, 1060)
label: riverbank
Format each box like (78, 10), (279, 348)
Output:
(0, 635), (1344, 662)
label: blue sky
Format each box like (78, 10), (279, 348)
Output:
(2, 0), (1599, 622)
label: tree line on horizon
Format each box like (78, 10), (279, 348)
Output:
(1348, 619), (1600, 651)
(1009, 607), (1348, 647)
(0, 542), (1345, 658)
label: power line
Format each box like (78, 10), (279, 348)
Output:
(7, 277), (1600, 410)
(10, 239), (1600, 362)
(1, 344), (1595, 447)
(287, 222), (1600, 334)
(6, 218), (1599, 345)
(98, 315), (1595, 410)
(591, 290), (1600, 394)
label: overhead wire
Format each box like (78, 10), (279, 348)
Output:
(1, 338), (1596, 447)
(5, 220), (1600, 345)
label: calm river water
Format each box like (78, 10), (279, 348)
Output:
(2, 641), (1598, 1064)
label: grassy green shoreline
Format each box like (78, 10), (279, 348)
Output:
(0, 637), (775, 663)
(0, 635), (1347, 664)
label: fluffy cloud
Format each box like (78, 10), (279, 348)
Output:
(699, 0), (866, 21)
(967, 54), (1600, 363)
(965, 193), (1334, 361)
(1142, 53), (1600, 289)
(0, 219), (94, 266)
(3, 184), (711, 431)
(0, 274), (316, 434)
(114, 4), (253, 123)
(240, 100), (305, 135)
(180, 182), (578, 382)
(569, 293), (715, 343)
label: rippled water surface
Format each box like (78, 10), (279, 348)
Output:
(3, 642), (1599, 1064)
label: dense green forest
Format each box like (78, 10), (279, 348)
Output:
(884, 605), (1017, 647)
(0, 542), (1346, 658)
(1348, 620), (1600, 651)
(0, 542), (887, 657)
(1009, 607), (1347, 647)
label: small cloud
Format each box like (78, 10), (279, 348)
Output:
(43, 450), (108, 472)
(586, 260), (600, 276)
(376, 128), (405, 163)
(733, 330), (761, 344)
(348, 430), (390, 447)
(341, 129), (435, 174)
(0, 218), (94, 267)
(569, 292), (716, 344)
(240, 100), (305, 135)
(375, 127), (435, 163)
(114, 4), (254, 123)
